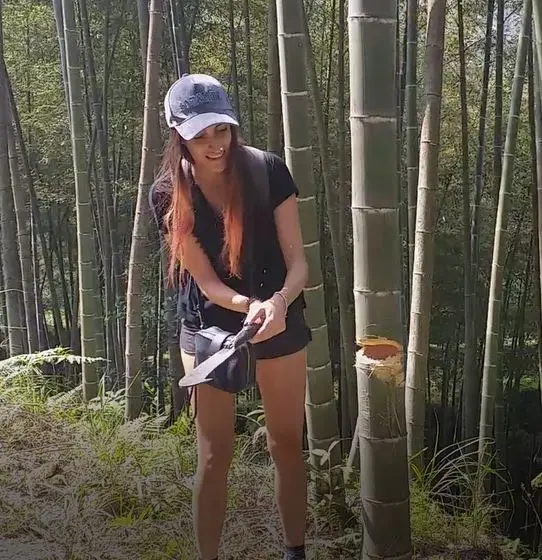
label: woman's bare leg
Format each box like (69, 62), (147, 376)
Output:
(256, 349), (307, 549)
(181, 351), (235, 560)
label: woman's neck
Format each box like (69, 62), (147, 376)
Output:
(191, 165), (228, 212)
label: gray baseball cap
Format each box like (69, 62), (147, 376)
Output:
(164, 74), (239, 140)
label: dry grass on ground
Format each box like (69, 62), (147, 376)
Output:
(0, 401), (360, 559)
(0, 394), (530, 560)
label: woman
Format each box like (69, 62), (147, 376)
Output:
(150, 73), (311, 560)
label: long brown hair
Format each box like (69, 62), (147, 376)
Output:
(154, 127), (246, 285)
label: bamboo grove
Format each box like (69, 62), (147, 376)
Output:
(1, 0), (541, 556)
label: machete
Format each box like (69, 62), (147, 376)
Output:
(178, 316), (262, 387)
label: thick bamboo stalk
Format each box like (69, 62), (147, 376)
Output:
(275, 0), (343, 498)
(348, 1), (412, 557)
(300, 1), (358, 435)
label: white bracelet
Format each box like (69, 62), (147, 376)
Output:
(273, 290), (288, 316)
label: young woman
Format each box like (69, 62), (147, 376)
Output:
(150, 73), (311, 560)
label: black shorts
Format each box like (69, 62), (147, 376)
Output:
(180, 307), (312, 360)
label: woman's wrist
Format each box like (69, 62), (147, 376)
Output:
(271, 290), (288, 317)
(231, 294), (252, 314)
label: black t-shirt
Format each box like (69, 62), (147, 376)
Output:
(149, 148), (306, 333)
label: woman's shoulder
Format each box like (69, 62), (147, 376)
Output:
(262, 150), (299, 208)
(239, 145), (297, 209)
(148, 175), (173, 231)
(239, 144), (285, 172)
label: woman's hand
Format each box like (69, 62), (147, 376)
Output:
(244, 294), (287, 344)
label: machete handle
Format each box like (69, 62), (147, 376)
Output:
(236, 308), (266, 346)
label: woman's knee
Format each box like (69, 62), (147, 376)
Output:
(267, 429), (303, 467)
(192, 384), (236, 478)
(197, 435), (234, 477)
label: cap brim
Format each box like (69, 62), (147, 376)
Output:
(175, 112), (239, 140)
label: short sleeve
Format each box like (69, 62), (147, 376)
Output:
(148, 181), (172, 234)
(266, 152), (299, 210)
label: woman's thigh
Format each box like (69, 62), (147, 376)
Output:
(256, 349), (307, 445)
(181, 351), (235, 458)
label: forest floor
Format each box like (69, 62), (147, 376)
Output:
(0, 394), (533, 560)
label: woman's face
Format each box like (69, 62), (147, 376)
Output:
(183, 123), (232, 173)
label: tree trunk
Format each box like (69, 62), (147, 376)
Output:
(405, 0), (447, 470)
(493, 0), (503, 202)
(276, 0), (343, 504)
(266, 0), (281, 154)
(169, 0), (188, 77)
(457, 0), (476, 442)
(405, 0), (418, 294)
(300, 0), (357, 436)
(463, 0), (495, 441)
(136, 0), (149, 78)
(79, 0), (122, 378)
(348, 1), (412, 557)
(125, 0), (163, 420)
(533, 19), (542, 409)
(228, 0), (240, 123)
(62, 0), (99, 399)
(52, 0), (70, 119)
(478, 0), (531, 466)
(0, 48), (25, 356)
(6, 117), (38, 352)
(243, 0), (254, 145)
(336, 0), (353, 444)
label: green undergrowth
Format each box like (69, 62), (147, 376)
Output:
(0, 349), (539, 560)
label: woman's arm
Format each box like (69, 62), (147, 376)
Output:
(169, 232), (251, 314)
(246, 194), (308, 343)
(272, 194), (309, 307)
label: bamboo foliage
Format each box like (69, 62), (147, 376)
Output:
(348, 0), (412, 557)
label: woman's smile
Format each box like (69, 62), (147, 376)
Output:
(206, 148), (225, 160)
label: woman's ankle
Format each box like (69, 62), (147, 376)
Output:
(283, 543), (305, 559)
